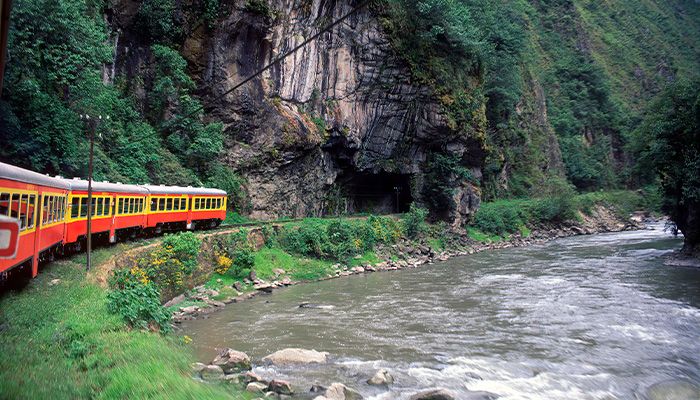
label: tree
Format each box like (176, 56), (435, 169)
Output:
(633, 80), (700, 253)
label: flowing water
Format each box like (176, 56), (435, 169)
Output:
(181, 225), (700, 399)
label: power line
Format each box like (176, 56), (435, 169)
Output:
(165, 0), (372, 129)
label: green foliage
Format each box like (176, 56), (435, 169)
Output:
(213, 231), (255, 278)
(150, 45), (224, 176)
(135, 0), (184, 45)
(278, 216), (401, 261)
(631, 80), (700, 248)
(206, 163), (248, 212)
(473, 200), (526, 236)
(423, 153), (475, 216)
(244, 0), (276, 20)
(0, 247), (241, 399)
(402, 204), (428, 239)
(107, 269), (172, 333)
(140, 232), (202, 296)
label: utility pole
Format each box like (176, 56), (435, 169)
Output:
(80, 114), (108, 271)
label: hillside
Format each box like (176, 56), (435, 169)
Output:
(1, 0), (698, 224)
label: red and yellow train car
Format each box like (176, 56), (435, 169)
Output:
(0, 161), (228, 280)
(0, 162), (70, 278)
(62, 179), (149, 246)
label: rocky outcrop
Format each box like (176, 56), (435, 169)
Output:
(409, 389), (456, 400)
(211, 348), (252, 373)
(367, 369), (394, 386)
(109, 0), (485, 224)
(314, 382), (363, 400)
(262, 348), (329, 365)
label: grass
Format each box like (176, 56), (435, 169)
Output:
(253, 247), (334, 281)
(0, 249), (249, 400)
(348, 250), (380, 267)
(467, 227), (504, 243)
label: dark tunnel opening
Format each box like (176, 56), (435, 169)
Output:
(334, 171), (413, 215)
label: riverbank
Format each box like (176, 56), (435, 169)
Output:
(0, 190), (656, 399)
(168, 195), (650, 324)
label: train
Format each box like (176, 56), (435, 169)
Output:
(0, 161), (227, 280)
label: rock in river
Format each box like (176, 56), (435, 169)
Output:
(409, 389), (456, 400)
(211, 348), (251, 373)
(314, 382), (363, 400)
(246, 382), (268, 393)
(367, 369), (394, 385)
(268, 379), (294, 395)
(645, 379), (700, 400)
(262, 348), (329, 365)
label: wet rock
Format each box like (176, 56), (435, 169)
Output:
(316, 382), (363, 400)
(262, 348), (329, 365)
(268, 379), (294, 395)
(233, 281), (243, 291)
(211, 348), (251, 373)
(199, 365), (224, 381)
(164, 294), (186, 307)
(242, 371), (267, 384)
(180, 306), (200, 316)
(367, 369), (394, 385)
(645, 379), (700, 400)
(254, 283), (274, 293)
(281, 277), (292, 285)
(247, 382), (268, 393)
(223, 374), (241, 384)
(190, 362), (206, 374)
(409, 389), (456, 400)
(352, 266), (365, 273)
(204, 299), (226, 307)
(310, 383), (327, 393)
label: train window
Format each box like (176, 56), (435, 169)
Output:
(183, 198), (189, 211)
(8, 194), (18, 220)
(18, 194), (27, 230)
(123, 198), (129, 214)
(104, 198), (111, 216)
(50, 196), (57, 222)
(96, 198), (103, 216)
(28, 194), (36, 228)
(71, 197), (79, 218)
(158, 198), (165, 211)
(193, 198), (199, 210)
(41, 196), (48, 225)
(0, 192), (9, 216)
(165, 198), (171, 211)
(173, 199), (179, 211)
(46, 196), (53, 223)
(59, 197), (65, 221)
(79, 197), (88, 217)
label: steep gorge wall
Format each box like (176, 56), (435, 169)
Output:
(110, 0), (491, 224)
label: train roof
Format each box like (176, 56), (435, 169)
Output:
(0, 162), (71, 189)
(142, 185), (226, 196)
(62, 178), (149, 194)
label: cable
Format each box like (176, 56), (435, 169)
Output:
(165, 0), (373, 129)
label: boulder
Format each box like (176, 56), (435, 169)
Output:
(233, 281), (243, 291)
(247, 382), (268, 393)
(211, 348), (252, 373)
(190, 362), (206, 374)
(249, 270), (257, 280)
(317, 382), (363, 400)
(199, 365), (225, 381)
(409, 389), (456, 400)
(367, 369), (394, 385)
(646, 379), (700, 400)
(242, 371), (267, 384)
(255, 282), (274, 292)
(164, 294), (185, 307)
(268, 379), (294, 395)
(262, 348), (329, 365)
(273, 268), (286, 276)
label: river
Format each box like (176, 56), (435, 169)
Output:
(181, 225), (700, 399)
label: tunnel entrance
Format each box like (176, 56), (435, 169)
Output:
(334, 171), (413, 215)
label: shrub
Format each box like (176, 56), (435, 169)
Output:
(140, 232), (201, 296)
(529, 178), (578, 223)
(280, 219), (329, 257)
(403, 204), (428, 239)
(473, 200), (524, 235)
(107, 268), (172, 333)
(212, 230), (255, 278)
(366, 215), (402, 244)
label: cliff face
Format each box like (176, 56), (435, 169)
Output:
(111, 0), (488, 224)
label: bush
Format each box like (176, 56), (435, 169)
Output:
(141, 232), (201, 296)
(212, 230), (255, 278)
(107, 268), (172, 333)
(403, 204), (428, 239)
(473, 200), (524, 235)
(529, 178), (578, 223)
